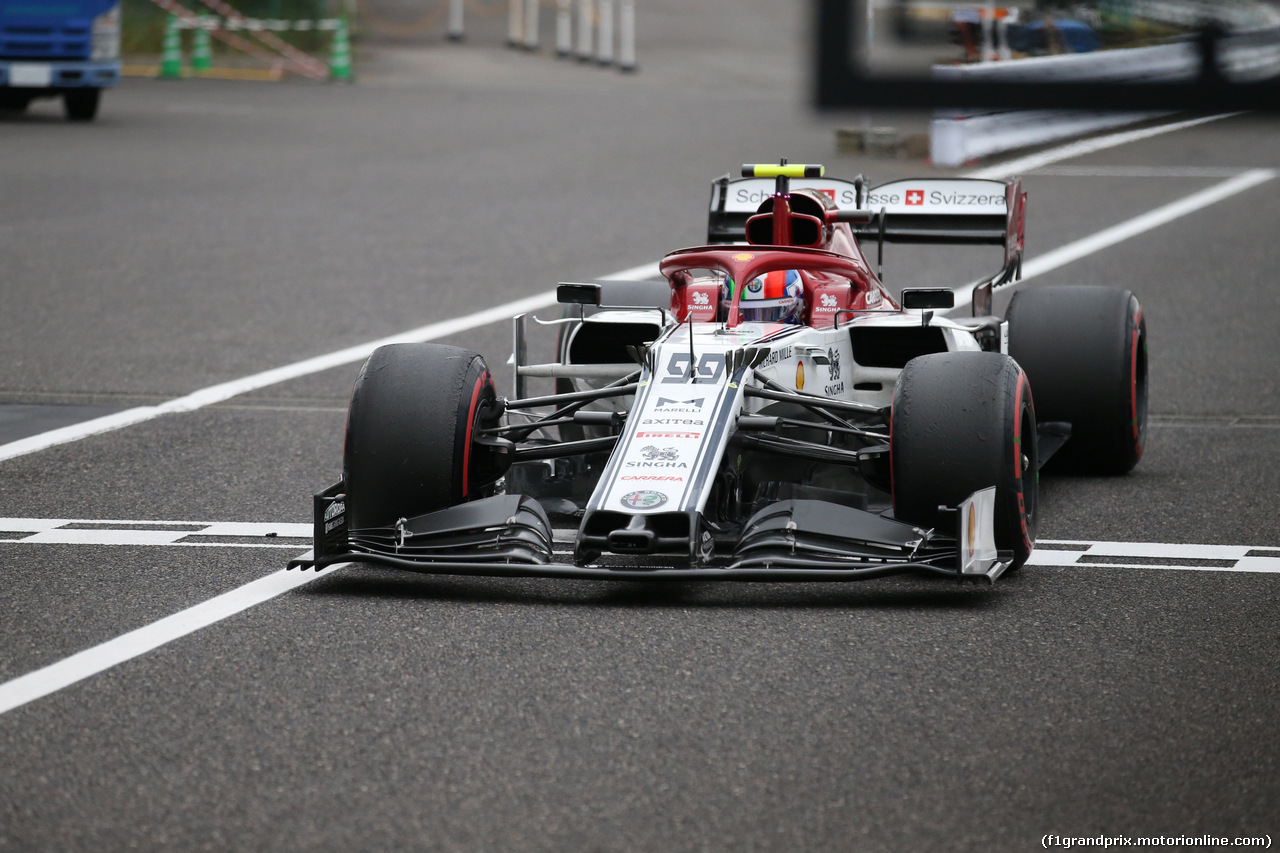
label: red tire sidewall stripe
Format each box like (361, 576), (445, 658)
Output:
(888, 394), (897, 505)
(1013, 368), (1032, 551)
(1012, 369), (1024, 480)
(1130, 304), (1144, 452)
(460, 367), (487, 501)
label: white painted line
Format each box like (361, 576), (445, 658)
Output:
(0, 530), (1277, 716)
(0, 560), (338, 717)
(601, 262), (665, 281)
(0, 262), (661, 465)
(1027, 166), (1256, 178)
(965, 113), (1239, 179)
(23, 528), (193, 546)
(0, 517), (73, 532)
(0, 537), (310, 550)
(1018, 169), (1277, 282)
(1033, 559), (1280, 574)
(0, 519), (314, 548)
(1029, 541), (1280, 574)
(1037, 540), (1259, 559)
(0, 518), (312, 537)
(951, 168), (1277, 312)
(1237, 557), (1280, 573)
(196, 522), (313, 537)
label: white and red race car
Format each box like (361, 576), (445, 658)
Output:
(293, 163), (1147, 583)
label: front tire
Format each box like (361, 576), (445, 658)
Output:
(64, 89), (101, 121)
(0, 92), (33, 112)
(891, 352), (1037, 569)
(344, 343), (498, 530)
(1007, 285), (1147, 474)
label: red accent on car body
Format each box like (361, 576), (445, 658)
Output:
(671, 185), (898, 326)
(1005, 181), (1027, 269)
(661, 246), (891, 329)
(681, 282), (720, 322)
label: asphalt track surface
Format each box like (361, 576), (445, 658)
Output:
(2, 12), (1280, 852)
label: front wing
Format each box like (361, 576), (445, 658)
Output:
(288, 483), (1015, 583)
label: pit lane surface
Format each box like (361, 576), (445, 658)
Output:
(3, 18), (1280, 852)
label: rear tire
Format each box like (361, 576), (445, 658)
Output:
(64, 89), (101, 121)
(891, 352), (1037, 569)
(344, 343), (497, 530)
(1007, 285), (1147, 474)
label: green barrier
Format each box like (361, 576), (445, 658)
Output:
(191, 15), (213, 74)
(158, 14), (183, 79)
(162, 14), (350, 82)
(329, 17), (352, 82)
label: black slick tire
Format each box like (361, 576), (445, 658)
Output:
(0, 92), (33, 112)
(344, 343), (496, 530)
(891, 351), (1037, 570)
(1006, 285), (1147, 474)
(64, 89), (101, 121)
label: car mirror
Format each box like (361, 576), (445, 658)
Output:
(557, 282), (602, 306)
(901, 289), (955, 310)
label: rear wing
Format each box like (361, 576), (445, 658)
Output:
(707, 174), (866, 243)
(859, 179), (1023, 251)
(706, 174), (1027, 265)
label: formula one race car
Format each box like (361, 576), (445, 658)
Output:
(291, 162), (1147, 583)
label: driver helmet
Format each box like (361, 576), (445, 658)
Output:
(725, 269), (804, 324)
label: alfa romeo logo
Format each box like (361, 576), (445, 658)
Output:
(621, 490), (668, 509)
